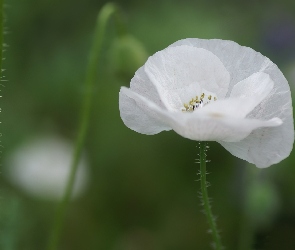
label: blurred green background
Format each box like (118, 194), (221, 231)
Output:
(1, 0), (295, 249)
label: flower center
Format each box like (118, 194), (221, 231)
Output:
(181, 92), (217, 112)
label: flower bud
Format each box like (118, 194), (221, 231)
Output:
(109, 35), (148, 79)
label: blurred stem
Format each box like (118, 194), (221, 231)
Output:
(199, 142), (223, 250)
(47, 3), (126, 250)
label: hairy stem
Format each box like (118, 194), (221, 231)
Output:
(199, 142), (223, 250)
(47, 3), (126, 250)
(0, 0), (3, 73)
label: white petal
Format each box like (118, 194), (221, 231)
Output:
(119, 87), (171, 135)
(169, 39), (275, 93)
(230, 72), (273, 99)
(230, 72), (274, 113)
(219, 119), (294, 168)
(172, 113), (282, 142)
(130, 67), (164, 108)
(170, 38), (294, 166)
(144, 45), (230, 110)
(120, 88), (282, 143)
(196, 97), (266, 119)
(119, 66), (170, 135)
(196, 72), (274, 119)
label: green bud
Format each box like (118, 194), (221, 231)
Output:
(109, 35), (149, 79)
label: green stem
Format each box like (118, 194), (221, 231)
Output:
(0, 0), (4, 76)
(199, 142), (222, 250)
(0, 0), (3, 64)
(47, 3), (126, 250)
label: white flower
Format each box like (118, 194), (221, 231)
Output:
(4, 135), (89, 200)
(119, 39), (294, 168)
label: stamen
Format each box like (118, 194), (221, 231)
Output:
(200, 93), (205, 100)
(182, 93), (217, 112)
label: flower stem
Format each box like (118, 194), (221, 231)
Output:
(199, 142), (222, 250)
(0, 0), (3, 69)
(46, 3), (126, 250)
(0, 0), (5, 83)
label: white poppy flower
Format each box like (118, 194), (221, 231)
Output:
(119, 39), (294, 168)
(4, 135), (89, 200)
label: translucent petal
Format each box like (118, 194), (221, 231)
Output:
(170, 39), (294, 167)
(196, 72), (274, 119)
(228, 72), (275, 118)
(196, 97), (268, 119)
(119, 87), (171, 135)
(119, 66), (170, 134)
(121, 88), (282, 143)
(230, 72), (274, 101)
(130, 66), (164, 108)
(144, 45), (230, 110)
(219, 120), (293, 168)
(172, 113), (282, 142)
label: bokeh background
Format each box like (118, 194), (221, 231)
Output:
(1, 0), (295, 249)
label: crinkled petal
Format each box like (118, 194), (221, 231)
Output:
(230, 72), (273, 99)
(196, 72), (274, 119)
(230, 72), (274, 113)
(119, 87), (171, 135)
(171, 113), (281, 142)
(144, 45), (230, 110)
(196, 98), (261, 119)
(121, 88), (282, 143)
(219, 119), (293, 168)
(130, 66), (165, 109)
(120, 66), (170, 135)
(170, 38), (294, 167)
